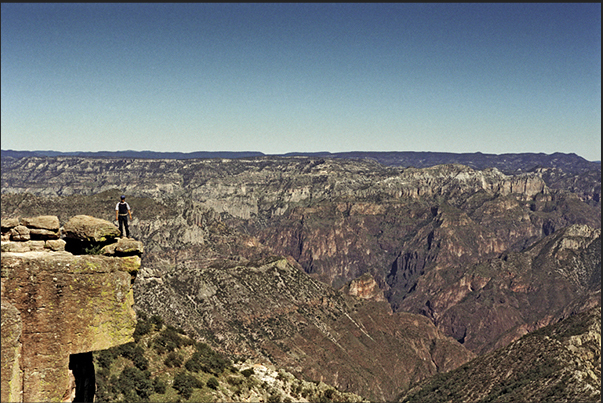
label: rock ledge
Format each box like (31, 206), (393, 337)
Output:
(1, 214), (143, 403)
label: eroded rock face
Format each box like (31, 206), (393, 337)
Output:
(1, 300), (22, 403)
(342, 273), (386, 302)
(0, 215), (143, 403)
(101, 237), (144, 256)
(1, 252), (137, 402)
(400, 224), (601, 354)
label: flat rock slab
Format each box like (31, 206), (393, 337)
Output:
(1, 218), (20, 231)
(20, 215), (60, 231)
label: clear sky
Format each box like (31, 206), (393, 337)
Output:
(1, 3), (601, 161)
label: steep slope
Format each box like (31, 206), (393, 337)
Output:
(93, 312), (368, 403)
(399, 307), (601, 403)
(402, 224), (601, 354)
(135, 256), (473, 401)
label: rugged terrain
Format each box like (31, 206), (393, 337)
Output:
(1, 153), (600, 400)
(93, 311), (369, 403)
(2, 149), (599, 174)
(399, 306), (601, 403)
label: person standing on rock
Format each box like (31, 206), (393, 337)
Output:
(115, 195), (133, 238)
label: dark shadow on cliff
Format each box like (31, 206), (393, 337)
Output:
(69, 352), (96, 402)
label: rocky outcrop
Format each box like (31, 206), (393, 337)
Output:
(63, 215), (121, 243)
(1, 215), (143, 403)
(2, 215), (62, 247)
(341, 273), (386, 302)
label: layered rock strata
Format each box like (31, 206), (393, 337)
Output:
(1, 215), (143, 403)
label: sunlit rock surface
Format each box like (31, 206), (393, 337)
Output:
(1, 215), (142, 403)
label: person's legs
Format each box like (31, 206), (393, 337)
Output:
(124, 218), (130, 238)
(119, 216), (128, 237)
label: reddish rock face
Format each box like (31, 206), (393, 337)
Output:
(342, 273), (386, 302)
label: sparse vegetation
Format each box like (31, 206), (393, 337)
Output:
(93, 312), (366, 402)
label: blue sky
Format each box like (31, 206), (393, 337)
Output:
(1, 3), (601, 161)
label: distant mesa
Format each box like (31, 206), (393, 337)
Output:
(1, 149), (599, 174)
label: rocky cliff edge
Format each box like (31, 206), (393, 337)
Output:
(1, 214), (143, 403)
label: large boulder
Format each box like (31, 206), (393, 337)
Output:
(2, 216), (61, 240)
(10, 225), (30, 241)
(63, 215), (120, 243)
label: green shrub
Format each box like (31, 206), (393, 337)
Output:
(164, 351), (183, 368)
(153, 377), (167, 394)
(133, 318), (152, 341)
(95, 369), (113, 402)
(206, 377), (219, 390)
(167, 324), (187, 335)
(150, 315), (164, 331)
(83, 243), (104, 255)
(173, 371), (204, 399)
(181, 344), (231, 375)
(96, 349), (115, 369)
(185, 356), (203, 372)
(267, 391), (282, 403)
(154, 327), (183, 353)
(131, 348), (149, 371)
(227, 376), (244, 386)
(118, 366), (153, 400)
(323, 388), (335, 400)
(241, 368), (255, 378)
(114, 342), (136, 359)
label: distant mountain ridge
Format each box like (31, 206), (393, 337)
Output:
(1, 149), (599, 174)
(0, 149), (264, 160)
